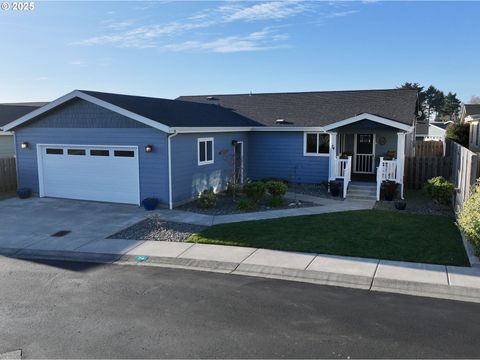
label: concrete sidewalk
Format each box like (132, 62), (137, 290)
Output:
(4, 240), (480, 304)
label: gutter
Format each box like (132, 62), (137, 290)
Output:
(167, 130), (178, 210)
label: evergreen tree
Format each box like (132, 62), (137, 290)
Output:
(441, 92), (461, 121)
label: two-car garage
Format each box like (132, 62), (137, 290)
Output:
(37, 145), (140, 205)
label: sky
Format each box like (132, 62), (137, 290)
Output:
(1, 0), (479, 103)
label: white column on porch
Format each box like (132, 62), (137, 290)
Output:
(396, 132), (406, 198)
(328, 132), (337, 180)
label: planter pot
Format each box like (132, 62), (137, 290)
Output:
(383, 181), (397, 202)
(384, 193), (395, 201)
(17, 188), (32, 199)
(395, 200), (407, 210)
(330, 188), (340, 197)
(142, 198), (159, 211)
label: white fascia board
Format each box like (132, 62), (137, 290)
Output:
(2, 90), (172, 133)
(429, 123), (447, 132)
(465, 115), (480, 123)
(322, 113), (413, 132)
(252, 126), (326, 132)
(171, 126), (328, 133)
(171, 127), (253, 133)
(0, 131), (13, 135)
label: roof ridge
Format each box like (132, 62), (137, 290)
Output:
(178, 88), (418, 98)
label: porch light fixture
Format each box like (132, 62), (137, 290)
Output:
(231, 140), (238, 146)
(20, 142), (29, 149)
(144, 144), (153, 153)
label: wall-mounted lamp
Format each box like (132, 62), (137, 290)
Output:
(144, 144), (153, 153)
(231, 140), (238, 146)
(331, 144), (335, 150)
(21, 142), (29, 149)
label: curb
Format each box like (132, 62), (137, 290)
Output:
(2, 248), (480, 304)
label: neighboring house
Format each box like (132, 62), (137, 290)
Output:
(0, 103), (47, 158)
(460, 104), (480, 152)
(2, 89), (418, 208)
(415, 120), (450, 142)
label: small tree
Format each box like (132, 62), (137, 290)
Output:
(446, 123), (469, 147)
(440, 92), (461, 121)
(458, 180), (480, 255)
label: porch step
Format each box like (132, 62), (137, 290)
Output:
(347, 183), (377, 201)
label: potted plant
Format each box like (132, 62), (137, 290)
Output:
(17, 188), (32, 199)
(329, 180), (341, 197)
(395, 199), (407, 210)
(142, 197), (159, 211)
(383, 181), (397, 201)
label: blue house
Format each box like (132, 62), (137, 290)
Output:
(1, 89), (418, 208)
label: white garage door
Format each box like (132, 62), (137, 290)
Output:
(38, 145), (140, 204)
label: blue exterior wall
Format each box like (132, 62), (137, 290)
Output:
(248, 132), (329, 183)
(14, 99), (169, 205)
(171, 132), (249, 204)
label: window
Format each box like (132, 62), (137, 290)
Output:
(90, 149), (110, 157)
(46, 148), (63, 155)
(304, 133), (329, 156)
(114, 150), (135, 157)
(198, 138), (214, 165)
(476, 123), (480, 146)
(67, 149), (86, 156)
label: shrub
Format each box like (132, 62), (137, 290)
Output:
(269, 196), (285, 208)
(243, 181), (266, 202)
(446, 123), (469, 147)
(458, 180), (480, 254)
(197, 189), (216, 208)
(226, 183), (243, 195)
(265, 180), (288, 197)
(236, 199), (257, 211)
(423, 176), (454, 205)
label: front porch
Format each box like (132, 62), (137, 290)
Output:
(325, 115), (410, 200)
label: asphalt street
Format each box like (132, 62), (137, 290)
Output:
(0, 256), (479, 359)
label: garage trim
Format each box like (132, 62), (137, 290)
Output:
(36, 144), (141, 205)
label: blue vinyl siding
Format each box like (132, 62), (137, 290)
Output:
(248, 132), (329, 183)
(171, 132), (248, 204)
(14, 99), (169, 205)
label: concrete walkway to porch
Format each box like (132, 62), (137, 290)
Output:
(152, 194), (376, 226)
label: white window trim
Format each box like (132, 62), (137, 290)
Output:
(303, 132), (330, 157)
(198, 137), (214, 166)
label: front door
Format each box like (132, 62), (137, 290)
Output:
(354, 134), (375, 173)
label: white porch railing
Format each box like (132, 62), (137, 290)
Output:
(376, 157), (398, 200)
(355, 154), (375, 173)
(333, 156), (352, 199)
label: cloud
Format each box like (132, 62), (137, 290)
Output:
(69, 59), (86, 66)
(162, 27), (289, 53)
(219, 1), (310, 22)
(72, 1), (357, 52)
(34, 76), (48, 81)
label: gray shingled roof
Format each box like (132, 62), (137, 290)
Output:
(465, 104), (480, 116)
(81, 90), (261, 127)
(177, 89), (418, 127)
(0, 103), (48, 128)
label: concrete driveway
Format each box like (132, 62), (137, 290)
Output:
(0, 197), (146, 254)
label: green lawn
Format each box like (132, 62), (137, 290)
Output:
(188, 210), (470, 266)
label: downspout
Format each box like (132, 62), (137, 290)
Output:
(167, 130), (178, 210)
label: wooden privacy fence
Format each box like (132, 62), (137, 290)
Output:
(445, 140), (480, 211)
(0, 157), (16, 193)
(415, 140), (444, 157)
(404, 156), (452, 189)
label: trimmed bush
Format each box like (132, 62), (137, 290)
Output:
(458, 180), (480, 254)
(226, 183), (243, 195)
(265, 180), (288, 197)
(446, 123), (469, 147)
(269, 196), (285, 208)
(423, 176), (454, 205)
(236, 199), (257, 211)
(197, 190), (216, 208)
(243, 181), (266, 202)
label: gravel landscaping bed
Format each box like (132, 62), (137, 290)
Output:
(108, 217), (207, 242)
(177, 193), (317, 216)
(288, 183), (340, 200)
(374, 189), (454, 217)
